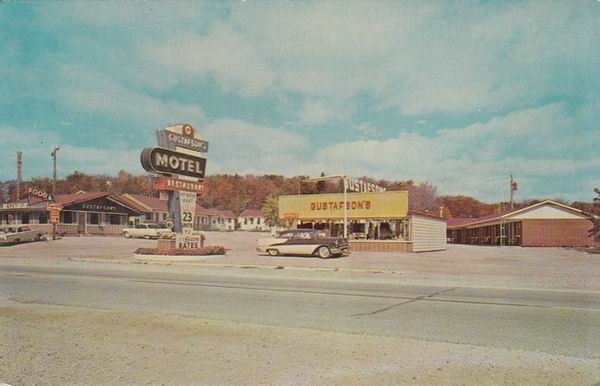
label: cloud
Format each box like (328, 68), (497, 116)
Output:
(298, 101), (350, 127)
(55, 67), (205, 128)
(0, 127), (143, 180)
(202, 119), (309, 175)
(313, 103), (600, 201)
(132, 1), (599, 115)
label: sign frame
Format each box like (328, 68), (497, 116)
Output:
(141, 146), (207, 179)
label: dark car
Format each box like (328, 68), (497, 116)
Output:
(257, 229), (350, 258)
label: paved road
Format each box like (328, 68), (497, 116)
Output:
(1, 264), (600, 359)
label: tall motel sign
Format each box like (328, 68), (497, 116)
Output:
(141, 123), (208, 249)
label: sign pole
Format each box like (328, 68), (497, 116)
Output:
(145, 124), (208, 250)
(343, 176), (348, 238)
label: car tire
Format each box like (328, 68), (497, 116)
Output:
(267, 249), (279, 256)
(35, 233), (43, 241)
(317, 246), (331, 259)
(123, 232), (131, 238)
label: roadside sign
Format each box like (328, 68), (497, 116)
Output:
(47, 203), (62, 225)
(153, 176), (207, 195)
(140, 147), (206, 179)
(179, 191), (197, 233)
(27, 187), (53, 201)
(176, 234), (202, 249)
(49, 210), (60, 224)
(142, 123), (208, 238)
(157, 129), (209, 153)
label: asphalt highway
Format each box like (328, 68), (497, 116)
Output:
(1, 264), (599, 360)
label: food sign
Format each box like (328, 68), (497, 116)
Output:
(27, 187), (53, 201)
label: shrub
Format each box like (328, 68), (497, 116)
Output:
(135, 245), (226, 256)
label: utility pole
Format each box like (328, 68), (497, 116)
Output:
(51, 146), (60, 240)
(16, 151), (23, 201)
(509, 174), (518, 210)
(51, 146), (60, 197)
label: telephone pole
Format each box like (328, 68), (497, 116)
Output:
(16, 151), (23, 201)
(509, 174), (518, 210)
(51, 146), (60, 197)
(51, 146), (60, 240)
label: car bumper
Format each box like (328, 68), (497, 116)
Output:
(329, 246), (350, 255)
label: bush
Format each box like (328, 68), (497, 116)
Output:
(135, 245), (226, 256)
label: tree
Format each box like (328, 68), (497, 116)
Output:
(261, 195), (283, 227)
(588, 187), (600, 244)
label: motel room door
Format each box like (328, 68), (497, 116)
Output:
(77, 212), (86, 234)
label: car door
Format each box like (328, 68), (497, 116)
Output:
(271, 232), (295, 254)
(282, 232), (317, 255)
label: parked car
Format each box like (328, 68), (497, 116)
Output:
(257, 229), (350, 258)
(122, 223), (174, 239)
(0, 226), (45, 245)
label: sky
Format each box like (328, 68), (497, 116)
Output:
(0, 1), (599, 203)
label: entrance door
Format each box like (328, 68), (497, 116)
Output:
(77, 212), (86, 234)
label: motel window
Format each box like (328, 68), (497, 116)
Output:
(88, 213), (100, 225)
(162, 213), (167, 221)
(244, 218), (248, 225)
(39, 212), (49, 224)
(257, 218), (261, 225)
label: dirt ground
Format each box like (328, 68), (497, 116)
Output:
(2, 302), (599, 386)
(1, 232), (599, 291)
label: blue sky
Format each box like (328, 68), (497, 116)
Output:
(1, 1), (599, 202)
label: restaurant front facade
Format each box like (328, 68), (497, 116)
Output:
(278, 191), (447, 252)
(0, 192), (141, 236)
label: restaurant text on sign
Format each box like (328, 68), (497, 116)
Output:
(153, 176), (207, 194)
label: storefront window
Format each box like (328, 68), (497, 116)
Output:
(21, 213), (30, 224)
(61, 211), (75, 224)
(88, 213), (100, 225)
(39, 212), (49, 224)
(107, 214), (124, 225)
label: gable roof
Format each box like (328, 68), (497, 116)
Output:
(240, 209), (263, 217)
(121, 193), (168, 212)
(447, 200), (587, 228)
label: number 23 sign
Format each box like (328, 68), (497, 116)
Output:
(179, 191), (197, 230)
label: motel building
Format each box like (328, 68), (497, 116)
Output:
(0, 191), (142, 236)
(195, 207), (236, 231)
(121, 193), (236, 231)
(238, 209), (269, 231)
(278, 191), (447, 252)
(446, 200), (596, 247)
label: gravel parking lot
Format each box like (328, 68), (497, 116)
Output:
(1, 231), (599, 291)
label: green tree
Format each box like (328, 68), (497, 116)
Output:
(261, 195), (283, 227)
(588, 187), (600, 244)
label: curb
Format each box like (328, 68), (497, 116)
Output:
(68, 256), (401, 274)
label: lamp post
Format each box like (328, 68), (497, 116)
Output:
(304, 174), (348, 238)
